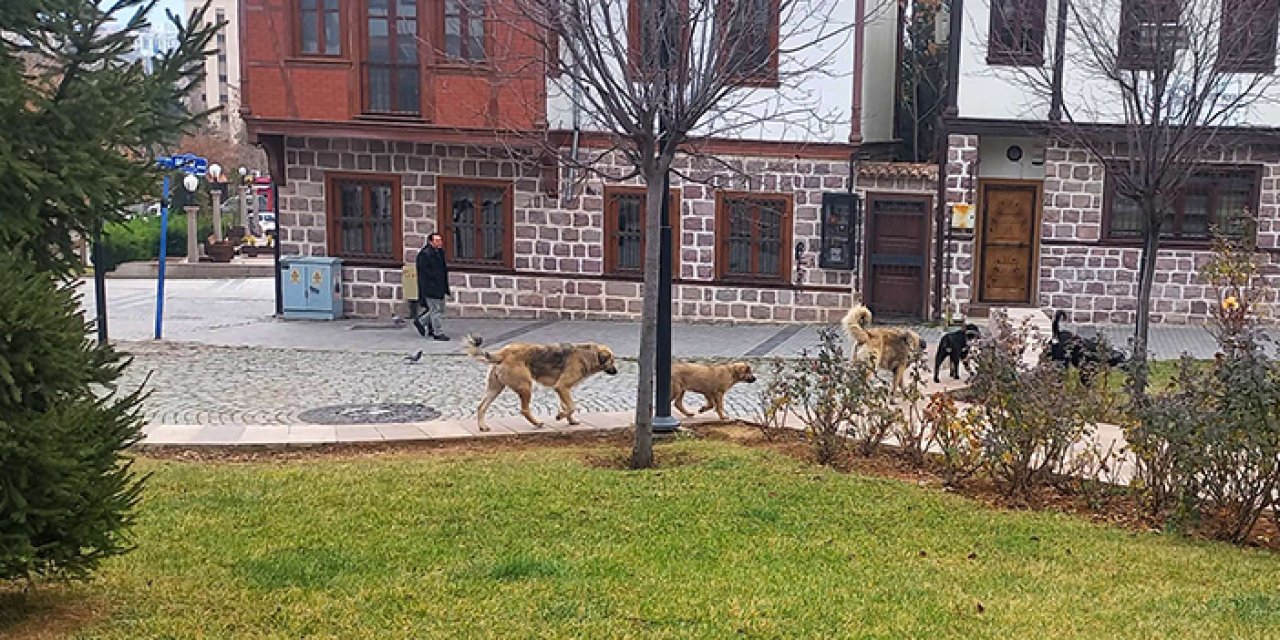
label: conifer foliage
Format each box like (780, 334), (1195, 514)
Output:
(0, 1), (217, 580)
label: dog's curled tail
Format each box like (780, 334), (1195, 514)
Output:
(463, 334), (500, 364)
(842, 303), (873, 344)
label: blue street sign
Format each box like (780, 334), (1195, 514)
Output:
(153, 153), (210, 339)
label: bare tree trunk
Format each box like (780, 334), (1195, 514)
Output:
(1131, 225), (1161, 398)
(630, 161), (667, 469)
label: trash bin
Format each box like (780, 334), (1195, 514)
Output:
(281, 256), (344, 320)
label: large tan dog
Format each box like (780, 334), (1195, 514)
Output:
(841, 303), (925, 393)
(670, 361), (757, 421)
(464, 335), (619, 431)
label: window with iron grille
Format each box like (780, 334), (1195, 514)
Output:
(300, 0), (342, 56)
(444, 0), (486, 62)
(1218, 0), (1279, 73)
(1104, 166), (1260, 242)
(1119, 0), (1185, 70)
(365, 0), (420, 114)
(628, 0), (686, 77)
(987, 0), (1046, 66)
(716, 193), (791, 282)
(326, 174), (403, 264)
(440, 180), (512, 269)
(604, 187), (680, 276)
(717, 0), (779, 85)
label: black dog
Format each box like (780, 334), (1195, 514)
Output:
(934, 323), (980, 383)
(1045, 310), (1127, 385)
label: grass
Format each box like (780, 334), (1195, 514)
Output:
(4, 437), (1279, 639)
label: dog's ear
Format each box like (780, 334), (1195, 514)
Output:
(597, 348), (612, 366)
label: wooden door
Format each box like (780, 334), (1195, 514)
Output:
(977, 181), (1040, 304)
(864, 193), (931, 319)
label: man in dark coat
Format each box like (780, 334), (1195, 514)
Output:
(414, 232), (451, 341)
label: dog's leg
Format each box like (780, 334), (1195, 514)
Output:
(950, 353), (961, 380)
(673, 389), (695, 417)
(934, 346), (946, 383)
(513, 382), (543, 428)
(553, 386), (579, 425)
(475, 370), (505, 432)
(713, 392), (729, 421)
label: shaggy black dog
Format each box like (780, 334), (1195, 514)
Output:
(933, 323), (980, 383)
(1045, 310), (1127, 385)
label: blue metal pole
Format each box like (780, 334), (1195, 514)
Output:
(155, 173), (170, 339)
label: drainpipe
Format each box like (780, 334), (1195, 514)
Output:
(565, 81), (582, 202)
(934, 0), (964, 322)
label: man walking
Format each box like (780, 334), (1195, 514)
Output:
(414, 232), (451, 341)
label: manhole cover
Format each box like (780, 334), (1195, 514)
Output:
(297, 403), (441, 425)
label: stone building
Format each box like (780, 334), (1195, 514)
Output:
(942, 0), (1280, 324)
(240, 0), (944, 322)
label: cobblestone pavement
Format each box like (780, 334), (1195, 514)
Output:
(118, 341), (779, 426)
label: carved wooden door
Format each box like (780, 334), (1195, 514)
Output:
(978, 182), (1038, 304)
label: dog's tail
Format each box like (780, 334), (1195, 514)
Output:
(842, 303), (873, 345)
(463, 334), (501, 364)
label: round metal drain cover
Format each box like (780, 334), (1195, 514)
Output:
(297, 403), (441, 425)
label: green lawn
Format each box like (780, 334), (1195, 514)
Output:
(5, 437), (1279, 639)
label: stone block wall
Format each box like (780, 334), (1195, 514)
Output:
(942, 134), (979, 314)
(278, 136), (876, 322)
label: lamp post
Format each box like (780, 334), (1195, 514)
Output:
(154, 153), (209, 339)
(209, 163), (223, 242)
(653, 118), (679, 434)
(238, 166), (250, 233)
(183, 173), (200, 264)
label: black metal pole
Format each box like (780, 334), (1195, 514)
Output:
(272, 181), (283, 316)
(92, 220), (108, 345)
(653, 156), (679, 434)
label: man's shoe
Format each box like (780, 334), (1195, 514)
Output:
(412, 317), (427, 337)
(433, 334), (451, 341)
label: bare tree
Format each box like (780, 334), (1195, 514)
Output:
(990, 0), (1278, 394)
(506, 0), (858, 468)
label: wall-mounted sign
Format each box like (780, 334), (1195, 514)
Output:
(951, 202), (975, 231)
(819, 192), (862, 270)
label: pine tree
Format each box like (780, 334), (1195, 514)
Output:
(0, 0), (218, 581)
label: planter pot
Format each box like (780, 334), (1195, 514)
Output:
(206, 242), (235, 263)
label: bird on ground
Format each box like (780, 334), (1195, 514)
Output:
(404, 350), (423, 363)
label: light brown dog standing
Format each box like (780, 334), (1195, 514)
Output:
(463, 335), (619, 431)
(841, 303), (924, 393)
(670, 361), (757, 421)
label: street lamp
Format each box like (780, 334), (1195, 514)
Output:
(182, 174), (200, 265)
(208, 163), (224, 242)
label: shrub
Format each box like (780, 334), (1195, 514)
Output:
(98, 206), (234, 271)
(967, 311), (1096, 500)
(0, 253), (147, 581)
(1126, 233), (1280, 542)
(922, 392), (983, 487)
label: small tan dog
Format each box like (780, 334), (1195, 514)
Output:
(841, 303), (925, 393)
(670, 361), (757, 421)
(464, 335), (618, 430)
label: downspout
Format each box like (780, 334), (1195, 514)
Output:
(566, 81), (582, 202)
(1049, 0), (1068, 121)
(850, 0), (866, 144)
(934, 0), (964, 322)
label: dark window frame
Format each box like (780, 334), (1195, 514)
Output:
(1101, 164), (1262, 245)
(627, 0), (690, 79)
(714, 191), (793, 284)
(1118, 0), (1184, 70)
(298, 0), (344, 57)
(715, 0), (781, 87)
(442, 0), (487, 63)
(986, 0), (1047, 66)
(363, 0), (422, 116)
(438, 178), (515, 271)
(1217, 0), (1280, 73)
(324, 172), (404, 266)
(603, 186), (681, 278)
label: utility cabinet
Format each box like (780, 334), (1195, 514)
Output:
(281, 256), (344, 320)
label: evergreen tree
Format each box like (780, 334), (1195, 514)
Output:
(0, 0), (218, 581)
